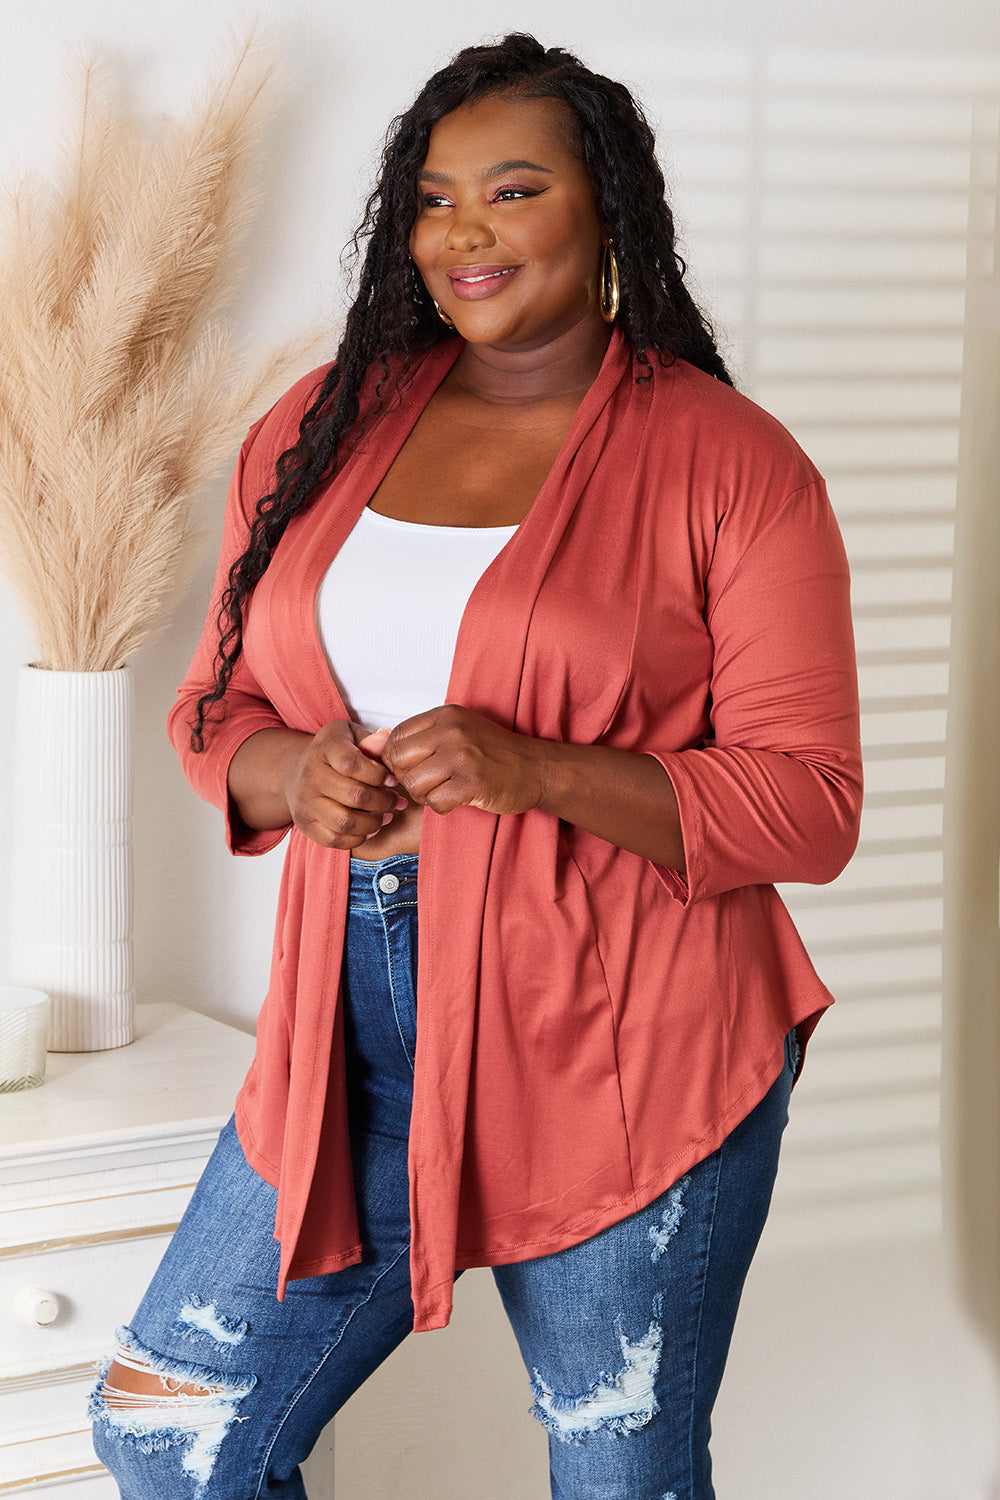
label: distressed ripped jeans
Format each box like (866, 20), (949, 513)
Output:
(91, 852), (795, 1500)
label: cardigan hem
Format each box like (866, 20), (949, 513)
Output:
(287, 1246), (365, 1276)
(449, 1018), (815, 1273)
(234, 1096), (281, 1187)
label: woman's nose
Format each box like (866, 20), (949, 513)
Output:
(445, 202), (496, 253)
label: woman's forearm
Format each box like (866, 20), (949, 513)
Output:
(227, 728), (311, 832)
(534, 740), (686, 872)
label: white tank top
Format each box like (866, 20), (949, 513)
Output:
(315, 506), (518, 732)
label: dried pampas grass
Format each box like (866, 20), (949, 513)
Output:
(0, 39), (319, 671)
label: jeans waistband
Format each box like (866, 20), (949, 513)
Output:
(348, 851), (419, 909)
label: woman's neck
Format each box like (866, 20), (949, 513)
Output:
(449, 316), (613, 407)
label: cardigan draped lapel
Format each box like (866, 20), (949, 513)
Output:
(270, 330), (641, 1317)
(406, 330), (644, 1327)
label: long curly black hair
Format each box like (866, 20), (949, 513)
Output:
(190, 32), (733, 751)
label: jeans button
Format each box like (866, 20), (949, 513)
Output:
(378, 872), (400, 894)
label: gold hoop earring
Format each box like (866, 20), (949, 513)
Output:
(599, 242), (620, 323)
(432, 298), (455, 329)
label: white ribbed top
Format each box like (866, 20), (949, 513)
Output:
(316, 506), (518, 731)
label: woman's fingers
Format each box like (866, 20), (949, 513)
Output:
(357, 727), (399, 786)
(357, 726), (391, 758)
(287, 720), (406, 848)
(385, 705), (544, 816)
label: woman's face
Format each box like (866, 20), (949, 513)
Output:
(409, 93), (607, 352)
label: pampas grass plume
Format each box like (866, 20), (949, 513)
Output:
(0, 37), (320, 670)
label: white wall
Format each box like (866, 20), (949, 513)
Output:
(2, 3), (999, 1498)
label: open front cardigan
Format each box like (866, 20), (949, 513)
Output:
(168, 329), (862, 1332)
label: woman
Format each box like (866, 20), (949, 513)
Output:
(92, 34), (862, 1500)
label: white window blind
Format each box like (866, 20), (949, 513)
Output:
(603, 48), (1000, 1247)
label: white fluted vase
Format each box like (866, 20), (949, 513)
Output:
(9, 666), (135, 1051)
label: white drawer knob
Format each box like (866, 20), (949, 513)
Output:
(19, 1287), (61, 1326)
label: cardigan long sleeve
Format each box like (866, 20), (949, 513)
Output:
(651, 477), (861, 905)
(168, 386), (318, 858)
(167, 332), (862, 1331)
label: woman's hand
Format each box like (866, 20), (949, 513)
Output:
(383, 705), (548, 817)
(228, 722), (407, 849)
(283, 722), (409, 848)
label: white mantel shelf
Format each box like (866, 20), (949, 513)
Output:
(0, 1002), (256, 1496)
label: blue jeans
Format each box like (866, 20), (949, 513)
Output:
(92, 853), (794, 1500)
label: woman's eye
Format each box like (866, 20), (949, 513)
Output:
(493, 187), (541, 202)
(420, 193), (452, 209)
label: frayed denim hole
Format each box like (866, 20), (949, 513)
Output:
(648, 1176), (689, 1263)
(528, 1313), (664, 1444)
(174, 1294), (249, 1347)
(101, 1324), (256, 1392)
(90, 1326), (256, 1497)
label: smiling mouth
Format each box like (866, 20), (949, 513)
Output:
(452, 268), (515, 282)
(445, 264), (521, 302)
(449, 267), (518, 283)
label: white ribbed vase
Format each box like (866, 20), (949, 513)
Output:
(10, 666), (134, 1051)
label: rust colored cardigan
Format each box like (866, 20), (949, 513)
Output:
(168, 329), (862, 1332)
